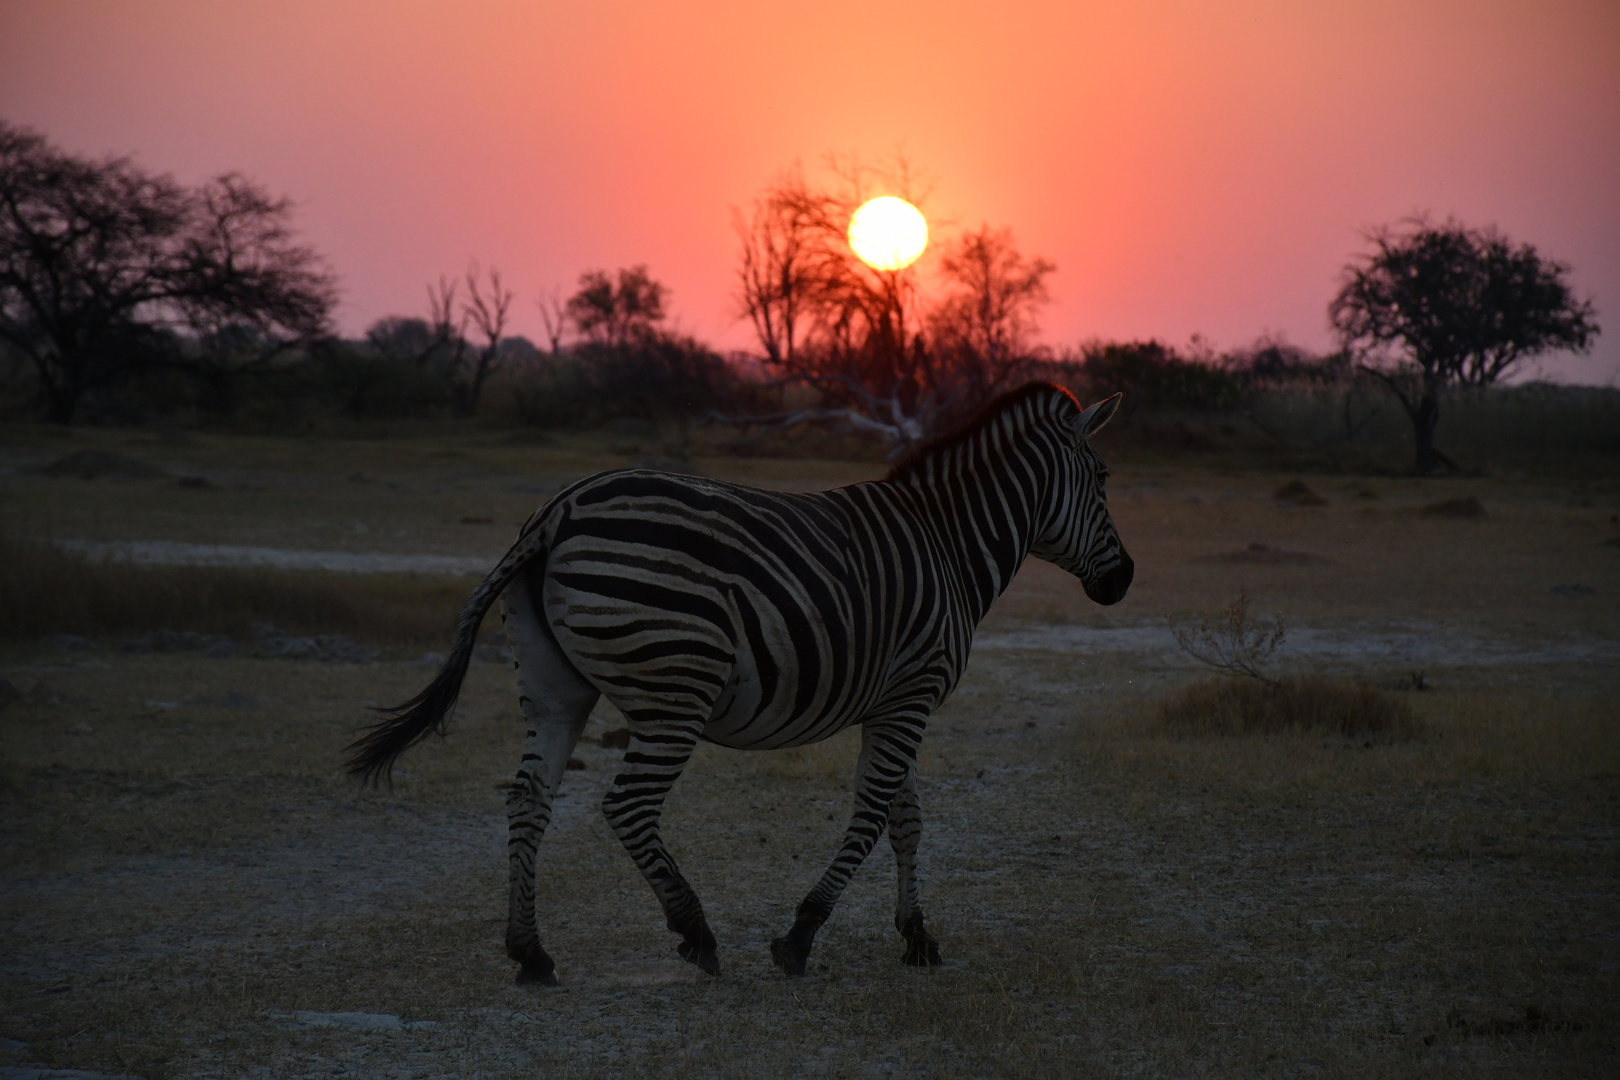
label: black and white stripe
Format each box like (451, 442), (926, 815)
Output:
(347, 382), (1132, 981)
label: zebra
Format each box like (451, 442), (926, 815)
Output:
(345, 381), (1133, 983)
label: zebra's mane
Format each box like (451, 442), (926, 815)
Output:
(884, 382), (1079, 482)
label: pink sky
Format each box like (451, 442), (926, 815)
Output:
(4, 0), (1617, 382)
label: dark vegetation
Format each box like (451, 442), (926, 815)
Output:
(0, 533), (464, 646)
(1164, 589), (1418, 741)
(1154, 675), (1418, 740)
(1, 128), (1609, 474)
(1330, 217), (1599, 473)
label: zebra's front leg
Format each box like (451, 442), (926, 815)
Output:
(772, 720), (918, 977)
(601, 719), (720, 976)
(889, 764), (942, 966)
(502, 584), (597, 986)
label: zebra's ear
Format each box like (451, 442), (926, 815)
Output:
(1074, 393), (1123, 441)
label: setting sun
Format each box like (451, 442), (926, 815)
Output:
(847, 196), (928, 271)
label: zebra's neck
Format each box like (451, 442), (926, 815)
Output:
(890, 396), (1062, 621)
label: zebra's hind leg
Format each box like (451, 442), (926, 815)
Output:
(772, 720), (917, 977)
(889, 765), (942, 966)
(601, 718), (720, 976)
(502, 578), (599, 986)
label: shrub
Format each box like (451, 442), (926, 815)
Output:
(1154, 675), (1418, 740)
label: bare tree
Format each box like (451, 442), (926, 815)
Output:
(1330, 218), (1598, 473)
(929, 224), (1055, 399)
(536, 285), (568, 356)
(456, 263), (512, 414)
(720, 159), (1061, 457)
(0, 122), (334, 423)
(732, 166), (839, 370)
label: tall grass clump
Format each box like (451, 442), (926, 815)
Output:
(1155, 675), (1418, 740)
(0, 533), (469, 647)
(1163, 590), (1418, 740)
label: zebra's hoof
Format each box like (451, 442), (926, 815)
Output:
(675, 917), (721, 976)
(515, 962), (559, 986)
(901, 933), (943, 967)
(770, 935), (810, 977)
(898, 912), (943, 966)
(677, 938), (721, 976)
(509, 941), (558, 985)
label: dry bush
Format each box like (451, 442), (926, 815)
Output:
(0, 533), (469, 647)
(1154, 674), (1418, 740)
(1170, 589), (1285, 685)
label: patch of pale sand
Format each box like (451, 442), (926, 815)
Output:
(975, 620), (1620, 667)
(55, 539), (487, 576)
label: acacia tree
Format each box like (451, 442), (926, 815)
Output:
(566, 265), (667, 347)
(0, 122), (334, 423)
(1330, 219), (1598, 472)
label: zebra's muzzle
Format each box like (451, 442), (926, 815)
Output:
(1082, 548), (1134, 606)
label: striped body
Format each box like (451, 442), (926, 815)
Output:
(347, 382), (1133, 981)
(544, 472), (971, 751)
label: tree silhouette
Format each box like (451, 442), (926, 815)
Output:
(930, 225), (1055, 402)
(726, 160), (1056, 455)
(1330, 219), (1598, 472)
(566, 265), (667, 347)
(0, 122), (334, 423)
(455, 264), (512, 415)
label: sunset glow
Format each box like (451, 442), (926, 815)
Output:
(2, 0), (1616, 380)
(848, 197), (928, 272)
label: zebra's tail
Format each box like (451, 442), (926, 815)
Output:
(344, 522), (550, 786)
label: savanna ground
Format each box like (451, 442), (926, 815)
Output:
(1, 421), (1618, 1078)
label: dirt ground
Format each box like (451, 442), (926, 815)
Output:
(2, 424), (1618, 1078)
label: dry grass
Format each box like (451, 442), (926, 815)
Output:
(2, 650), (1616, 1078)
(0, 533), (470, 647)
(2, 427), (1618, 1077)
(1154, 674), (1418, 740)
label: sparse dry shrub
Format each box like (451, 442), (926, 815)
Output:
(0, 533), (469, 647)
(1170, 589), (1285, 685)
(1155, 675), (1419, 740)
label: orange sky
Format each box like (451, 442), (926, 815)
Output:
(4, 0), (1617, 381)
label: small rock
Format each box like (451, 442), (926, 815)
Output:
(44, 634), (98, 653)
(473, 643), (513, 664)
(1273, 480), (1327, 506)
(120, 630), (235, 657)
(198, 637), (237, 659)
(1199, 542), (1325, 566)
(33, 449), (160, 479)
(413, 651), (447, 668)
(1421, 496), (1486, 519)
(295, 1010), (423, 1031)
(205, 691), (261, 709)
(251, 625), (378, 663)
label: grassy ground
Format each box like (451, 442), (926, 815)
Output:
(1, 423), (1617, 1078)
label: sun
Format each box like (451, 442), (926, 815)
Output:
(847, 196), (928, 271)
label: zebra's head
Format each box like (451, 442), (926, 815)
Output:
(1029, 392), (1134, 606)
